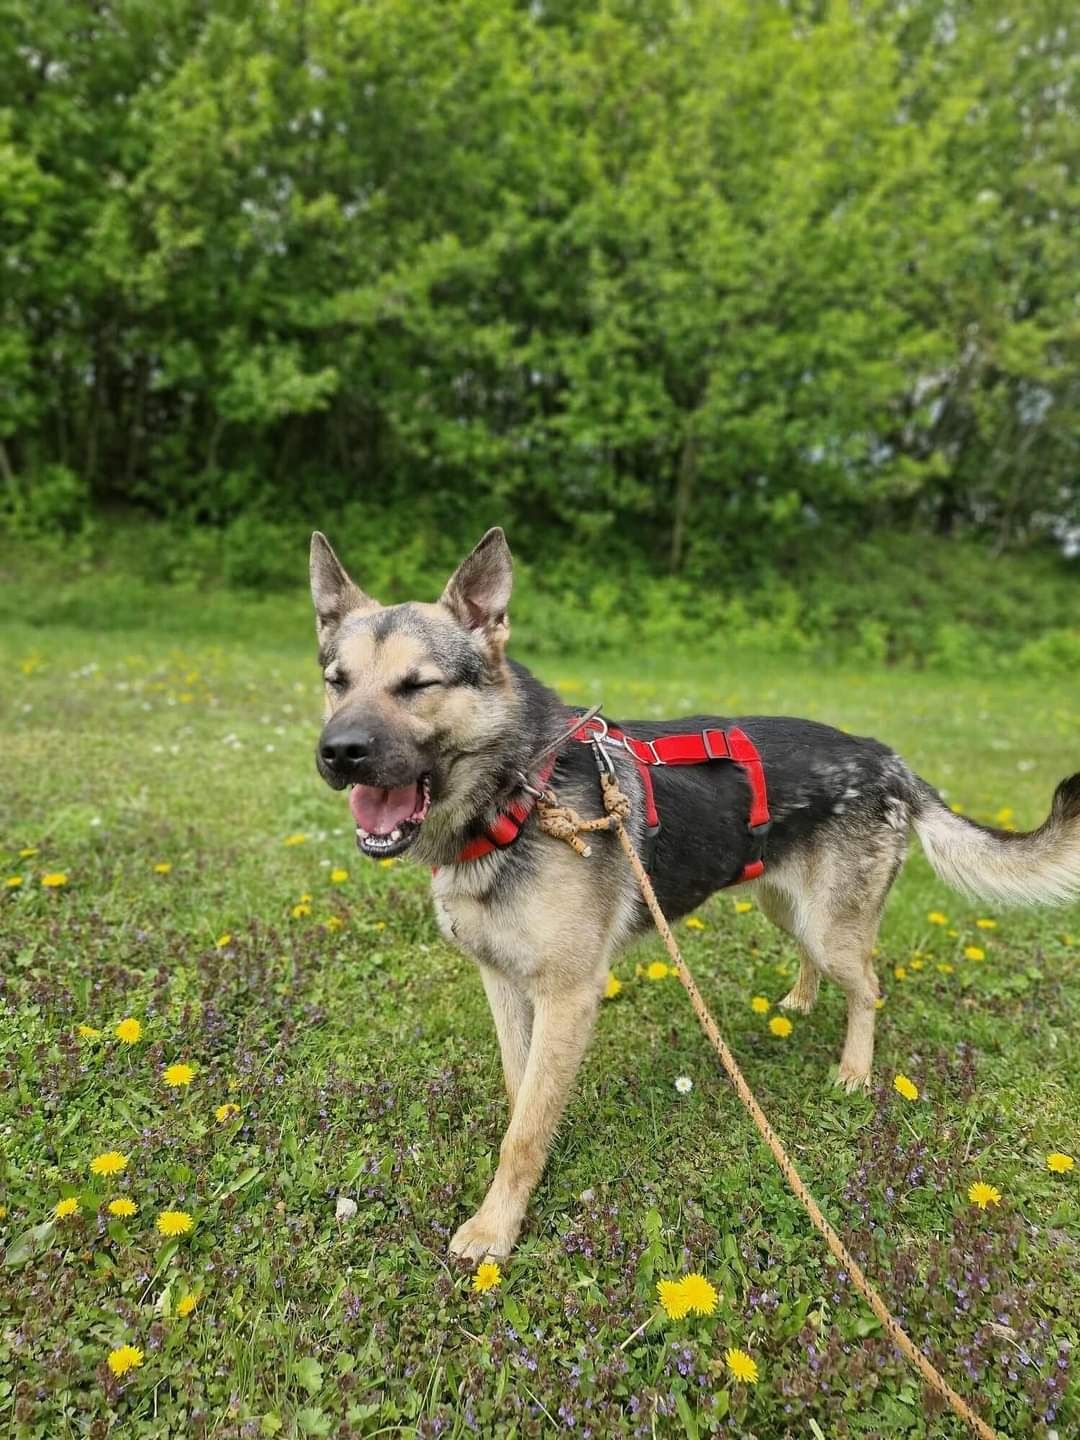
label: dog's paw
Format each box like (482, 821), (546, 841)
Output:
(778, 986), (817, 1015)
(833, 1063), (872, 1094)
(449, 1211), (518, 1262)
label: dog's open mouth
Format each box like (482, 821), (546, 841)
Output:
(348, 774), (432, 858)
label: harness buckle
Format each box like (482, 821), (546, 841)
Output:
(590, 738), (617, 779)
(702, 728), (724, 761)
(634, 736), (663, 766)
(515, 771), (549, 801)
(586, 713), (609, 743)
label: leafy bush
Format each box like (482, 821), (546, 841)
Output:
(0, 464), (89, 538)
(3, 520), (1074, 674)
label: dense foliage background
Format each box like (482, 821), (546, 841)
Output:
(1, 0), (1076, 657)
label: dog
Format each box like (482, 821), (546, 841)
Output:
(309, 526), (1080, 1261)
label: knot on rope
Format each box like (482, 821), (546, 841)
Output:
(535, 799), (596, 857)
(599, 773), (632, 819)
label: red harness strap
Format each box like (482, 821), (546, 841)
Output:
(452, 716), (771, 886)
(454, 754), (557, 863)
(571, 716), (771, 885)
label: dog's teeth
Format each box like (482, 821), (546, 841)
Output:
(390, 828), (401, 842)
(356, 826), (369, 839)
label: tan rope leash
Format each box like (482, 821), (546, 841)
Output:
(537, 775), (1000, 1440)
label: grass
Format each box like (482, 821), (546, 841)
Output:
(1, 583), (1077, 1439)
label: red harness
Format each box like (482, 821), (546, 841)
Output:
(454, 713), (771, 884)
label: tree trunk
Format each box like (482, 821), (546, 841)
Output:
(670, 433), (699, 573)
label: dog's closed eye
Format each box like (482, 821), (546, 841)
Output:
(397, 674), (444, 697)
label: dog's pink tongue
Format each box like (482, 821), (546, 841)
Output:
(349, 783), (418, 835)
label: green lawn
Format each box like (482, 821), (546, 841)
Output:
(1, 590), (1077, 1439)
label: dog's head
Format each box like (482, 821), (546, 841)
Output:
(310, 527), (518, 860)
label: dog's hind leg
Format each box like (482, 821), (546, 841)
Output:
(755, 884), (821, 1015)
(809, 851), (901, 1090)
(818, 918), (881, 1091)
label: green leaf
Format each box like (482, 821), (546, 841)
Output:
(294, 1357), (323, 1396)
(213, 1165), (263, 1202)
(4, 1220), (55, 1269)
(674, 1390), (699, 1440)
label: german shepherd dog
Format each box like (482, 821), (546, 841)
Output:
(310, 527), (1080, 1261)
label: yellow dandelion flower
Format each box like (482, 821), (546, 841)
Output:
(41, 872), (68, 888)
(156, 1209), (194, 1237)
(646, 961), (671, 981)
(153, 862), (172, 875)
(0, 1205), (7, 1220)
(937, 962), (954, 975)
(680, 1273), (717, 1316)
(604, 973), (622, 1000)
(894, 966), (907, 981)
(734, 900), (753, 915)
(19, 847), (38, 858)
(5, 875), (23, 889)
(657, 1278), (691, 1320)
(768, 1016), (793, 1038)
(947, 928), (959, 938)
(163, 1062), (195, 1088)
(874, 997), (885, 1009)
(378, 857), (396, 868)
(1046, 1152), (1074, 1174)
(89, 1151), (129, 1177)
(215, 1103), (240, 1123)
(107, 1198), (137, 1218)
(54, 1196), (80, 1219)
(291, 902), (312, 918)
(910, 958), (924, 971)
(975, 918), (997, 930)
(685, 916), (705, 930)
(115, 1017), (142, 1044)
(995, 807), (1013, 825)
(968, 1181), (1001, 1210)
(215, 934), (232, 948)
(107, 1344), (144, 1377)
(964, 946), (985, 962)
(77, 1024), (101, 1039)
(283, 833), (307, 846)
(927, 911), (947, 925)
(329, 867), (349, 883)
(750, 996), (770, 1015)
(725, 1347), (759, 1384)
(324, 915), (343, 932)
(472, 1262), (501, 1293)
(893, 1074), (919, 1102)
(176, 1294), (197, 1317)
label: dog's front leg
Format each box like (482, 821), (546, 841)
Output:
(478, 963), (533, 1112)
(450, 980), (600, 1261)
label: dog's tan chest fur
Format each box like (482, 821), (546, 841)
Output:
(432, 844), (629, 990)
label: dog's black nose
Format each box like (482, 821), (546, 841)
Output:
(320, 726), (373, 771)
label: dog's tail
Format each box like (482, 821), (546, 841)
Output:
(911, 772), (1080, 907)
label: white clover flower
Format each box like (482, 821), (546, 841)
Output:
(674, 1076), (693, 1095)
(335, 1195), (357, 1222)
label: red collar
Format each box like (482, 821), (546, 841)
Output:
(453, 754), (557, 863)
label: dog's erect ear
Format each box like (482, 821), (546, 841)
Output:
(440, 527), (513, 647)
(309, 532), (379, 640)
